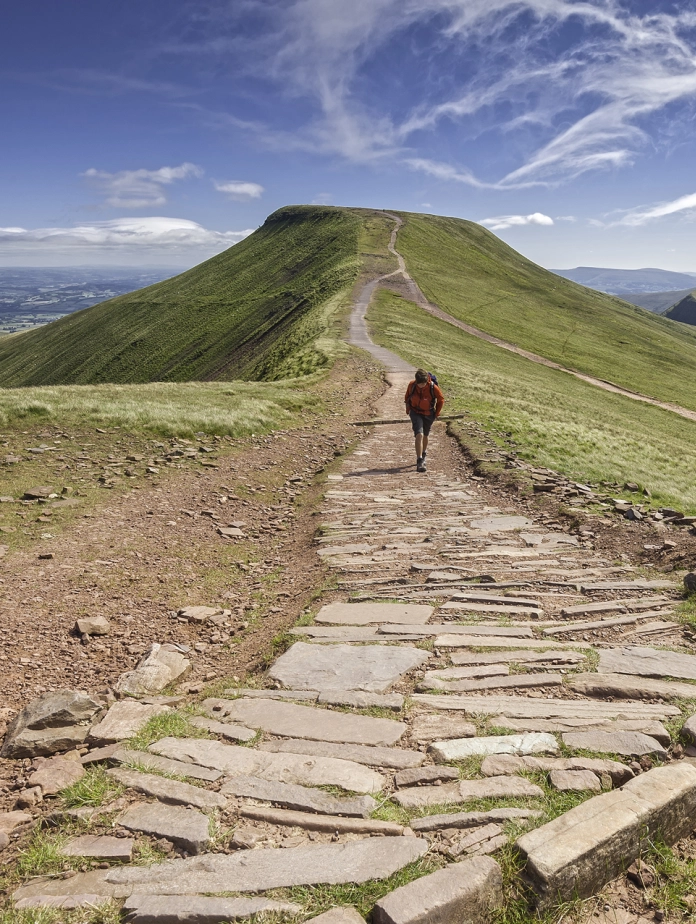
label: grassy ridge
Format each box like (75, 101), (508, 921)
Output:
(395, 212), (696, 410)
(370, 289), (696, 511)
(0, 206), (363, 387)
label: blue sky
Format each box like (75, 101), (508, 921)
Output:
(2, 0), (696, 268)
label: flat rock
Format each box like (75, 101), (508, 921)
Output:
(208, 698), (406, 746)
(107, 768), (226, 810)
(439, 604), (543, 617)
(450, 650), (585, 666)
(150, 737), (384, 793)
(257, 737), (424, 769)
(0, 811), (32, 834)
(410, 807), (540, 833)
(317, 691), (404, 709)
(516, 763), (696, 909)
(448, 823), (504, 858)
(268, 642), (427, 692)
(60, 835), (133, 860)
(315, 603), (433, 625)
(379, 624), (533, 637)
(188, 717), (256, 742)
(306, 910), (364, 924)
(178, 606), (220, 625)
(12, 869), (114, 905)
(481, 755), (633, 786)
(425, 665), (509, 680)
(395, 766), (460, 787)
(579, 580), (676, 592)
(292, 627), (398, 642)
(239, 805), (404, 836)
(105, 836), (429, 894)
(598, 646), (696, 681)
(435, 636), (588, 650)
(112, 749), (222, 781)
(412, 694), (679, 721)
(520, 533), (578, 548)
(373, 855), (503, 924)
(420, 673), (563, 693)
(219, 689), (318, 702)
(76, 616), (110, 636)
(682, 714), (696, 744)
(549, 769), (602, 792)
(1, 689), (101, 758)
(28, 756), (85, 795)
(568, 672), (696, 701)
(469, 516), (532, 532)
(221, 775), (376, 817)
(115, 643), (190, 696)
(498, 717), (671, 743)
(409, 715), (476, 744)
(394, 777), (543, 809)
(562, 730), (667, 757)
(122, 895), (300, 924)
(119, 802), (211, 855)
(90, 701), (170, 745)
(431, 733), (559, 762)
(561, 602), (627, 617)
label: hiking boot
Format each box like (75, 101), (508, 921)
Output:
(422, 451), (427, 462)
(417, 458), (426, 473)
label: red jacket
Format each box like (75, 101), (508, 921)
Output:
(405, 379), (444, 417)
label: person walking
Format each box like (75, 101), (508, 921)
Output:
(405, 368), (444, 472)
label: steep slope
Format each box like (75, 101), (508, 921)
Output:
(0, 206), (365, 386)
(663, 292), (696, 327)
(618, 289), (694, 313)
(393, 211), (696, 411)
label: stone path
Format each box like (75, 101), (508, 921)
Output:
(5, 221), (696, 923)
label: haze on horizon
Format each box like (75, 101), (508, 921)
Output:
(2, 1), (696, 271)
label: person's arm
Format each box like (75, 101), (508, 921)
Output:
(404, 383), (412, 415)
(434, 385), (445, 417)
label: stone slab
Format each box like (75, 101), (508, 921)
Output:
(549, 769), (602, 793)
(150, 737), (384, 793)
(598, 646), (696, 681)
(315, 603), (433, 625)
(480, 755), (633, 786)
(105, 836), (429, 894)
(430, 733), (559, 762)
(420, 673), (563, 693)
(28, 756), (85, 795)
(568, 672), (696, 701)
(221, 775), (376, 817)
(543, 614), (661, 636)
(12, 869), (114, 905)
(516, 763), (696, 909)
(119, 803), (211, 855)
(268, 642), (427, 692)
(448, 823), (504, 858)
(60, 835), (134, 860)
(562, 731), (667, 757)
(469, 516), (532, 532)
(107, 768), (226, 810)
(439, 604), (543, 617)
(208, 698), (406, 746)
(395, 766), (460, 787)
(219, 689), (318, 702)
(561, 602), (627, 617)
(378, 624), (533, 638)
(449, 651), (585, 667)
(498, 718), (671, 743)
(317, 691), (404, 709)
(0, 811), (32, 834)
(410, 807), (541, 833)
(291, 626), (388, 641)
(579, 581), (676, 592)
(307, 910), (364, 924)
(425, 665), (510, 680)
(257, 737), (424, 769)
(409, 715), (476, 744)
(112, 749), (222, 782)
(412, 694), (679, 720)
(122, 895), (300, 924)
(372, 856), (503, 924)
(89, 702), (170, 745)
(238, 805), (404, 836)
(435, 636), (589, 650)
(115, 643), (190, 696)
(188, 717), (256, 742)
(394, 777), (544, 809)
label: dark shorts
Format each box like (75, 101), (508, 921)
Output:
(410, 411), (434, 436)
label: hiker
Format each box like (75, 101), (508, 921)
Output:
(405, 368), (444, 472)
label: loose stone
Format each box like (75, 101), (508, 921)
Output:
(238, 805), (405, 836)
(89, 702), (170, 745)
(430, 733), (559, 762)
(27, 756), (85, 795)
(257, 737), (424, 769)
(1, 689), (101, 758)
(115, 643), (190, 696)
(122, 895), (301, 924)
(59, 835), (134, 861)
(107, 768), (226, 810)
(118, 802), (211, 855)
(372, 855), (503, 924)
(75, 616), (110, 637)
(562, 731), (666, 757)
(0, 811), (33, 834)
(221, 775), (376, 816)
(448, 823), (504, 858)
(548, 769), (602, 793)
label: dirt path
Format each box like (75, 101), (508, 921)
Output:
(361, 212), (696, 425)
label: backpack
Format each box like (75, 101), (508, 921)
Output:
(407, 372), (438, 416)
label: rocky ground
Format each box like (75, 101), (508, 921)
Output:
(1, 359), (696, 924)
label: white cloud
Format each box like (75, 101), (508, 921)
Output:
(213, 180), (264, 199)
(480, 213), (554, 231)
(0, 217), (253, 263)
(613, 191), (696, 227)
(82, 163), (203, 208)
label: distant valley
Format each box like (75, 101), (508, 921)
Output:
(0, 266), (184, 334)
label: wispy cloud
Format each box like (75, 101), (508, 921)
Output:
(613, 191), (696, 227)
(480, 213), (554, 231)
(0, 217), (252, 254)
(213, 180), (264, 200)
(82, 163), (203, 208)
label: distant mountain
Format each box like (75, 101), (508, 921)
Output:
(619, 288), (695, 314)
(551, 266), (696, 295)
(663, 293), (696, 326)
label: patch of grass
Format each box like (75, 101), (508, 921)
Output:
(0, 904), (121, 924)
(676, 594), (696, 631)
(61, 767), (124, 808)
(126, 709), (212, 751)
(646, 837), (696, 917)
(16, 830), (72, 879)
(370, 289), (696, 511)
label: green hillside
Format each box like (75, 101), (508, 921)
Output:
(0, 206), (366, 386)
(394, 211), (696, 410)
(663, 292), (696, 326)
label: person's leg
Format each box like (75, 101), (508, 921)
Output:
(415, 433), (424, 458)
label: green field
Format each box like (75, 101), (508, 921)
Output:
(369, 289), (696, 512)
(0, 206), (368, 387)
(394, 211), (696, 410)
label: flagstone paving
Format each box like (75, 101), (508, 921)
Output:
(6, 236), (696, 923)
